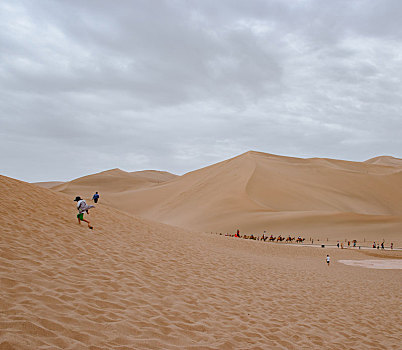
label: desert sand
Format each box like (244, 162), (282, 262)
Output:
(34, 181), (64, 189)
(42, 151), (402, 246)
(43, 169), (176, 193)
(1, 174), (401, 349)
(338, 259), (402, 269)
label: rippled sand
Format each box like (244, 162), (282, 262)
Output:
(1, 175), (402, 349)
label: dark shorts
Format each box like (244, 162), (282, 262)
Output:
(94, 198), (98, 203)
(77, 213), (84, 220)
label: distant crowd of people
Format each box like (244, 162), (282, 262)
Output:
(215, 230), (395, 250)
(371, 241), (393, 250)
(335, 240), (394, 249)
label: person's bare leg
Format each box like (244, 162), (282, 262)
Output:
(78, 218), (81, 225)
(82, 218), (93, 229)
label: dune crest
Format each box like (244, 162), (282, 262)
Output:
(39, 169), (177, 204)
(364, 155), (402, 167)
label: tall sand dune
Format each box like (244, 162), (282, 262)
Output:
(58, 151), (401, 242)
(1, 174), (401, 349)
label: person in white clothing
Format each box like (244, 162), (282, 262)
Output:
(326, 255), (330, 266)
(74, 196), (94, 229)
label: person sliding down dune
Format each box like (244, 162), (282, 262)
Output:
(74, 196), (95, 229)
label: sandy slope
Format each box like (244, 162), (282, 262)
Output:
(34, 181), (64, 189)
(1, 175), (401, 349)
(364, 155), (402, 167)
(49, 151), (402, 243)
(39, 169), (177, 205)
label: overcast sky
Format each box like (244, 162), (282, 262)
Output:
(1, 0), (402, 182)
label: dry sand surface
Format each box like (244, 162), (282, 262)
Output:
(33, 181), (64, 189)
(1, 175), (402, 349)
(338, 259), (402, 269)
(38, 169), (176, 193)
(43, 151), (402, 246)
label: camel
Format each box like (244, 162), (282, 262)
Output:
(242, 235), (257, 240)
(269, 235), (276, 242)
(286, 236), (295, 242)
(296, 237), (305, 243)
(276, 236), (285, 242)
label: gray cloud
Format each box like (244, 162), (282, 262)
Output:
(1, 0), (401, 181)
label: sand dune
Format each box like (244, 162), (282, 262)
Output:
(46, 151), (402, 244)
(52, 168), (176, 193)
(34, 181), (64, 189)
(39, 169), (177, 207)
(1, 174), (401, 349)
(364, 155), (402, 167)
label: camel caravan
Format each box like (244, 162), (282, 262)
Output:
(216, 231), (395, 249)
(225, 231), (306, 243)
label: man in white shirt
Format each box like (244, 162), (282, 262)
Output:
(326, 255), (330, 266)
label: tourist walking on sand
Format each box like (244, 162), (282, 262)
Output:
(326, 255), (330, 266)
(74, 196), (94, 229)
(92, 191), (100, 203)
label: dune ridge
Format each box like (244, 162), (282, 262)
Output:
(364, 155), (402, 167)
(37, 169), (177, 200)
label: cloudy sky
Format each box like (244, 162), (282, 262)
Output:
(1, 0), (401, 182)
